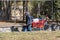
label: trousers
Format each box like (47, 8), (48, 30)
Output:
(22, 25), (32, 32)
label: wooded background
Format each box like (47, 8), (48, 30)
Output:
(0, 0), (60, 22)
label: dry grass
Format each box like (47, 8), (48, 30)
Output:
(0, 31), (60, 40)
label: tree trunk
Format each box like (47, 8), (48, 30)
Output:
(23, 1), (28, 22)
(6, 1), (11, 20)
(37, 1), (41, 18)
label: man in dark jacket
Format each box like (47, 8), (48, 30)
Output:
(25, 12), (33, 31)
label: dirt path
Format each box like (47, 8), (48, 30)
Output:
(0, 22), (25, 27)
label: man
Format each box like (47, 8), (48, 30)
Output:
(25, 12), (33, 31)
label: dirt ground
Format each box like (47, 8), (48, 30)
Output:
(0, 22), (25, 27)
